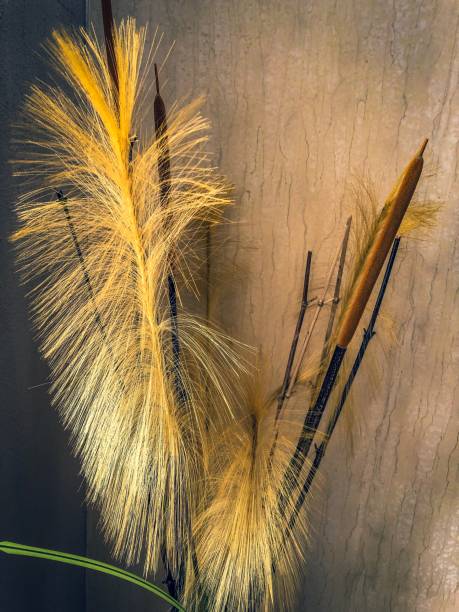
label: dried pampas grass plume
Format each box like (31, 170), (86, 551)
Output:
(12, 19), (241, 575)
(188, 379), (309, 611)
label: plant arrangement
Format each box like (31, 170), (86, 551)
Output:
(5, 1), (439, 610)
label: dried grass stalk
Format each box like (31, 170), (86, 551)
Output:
(12, 19), (242, 576)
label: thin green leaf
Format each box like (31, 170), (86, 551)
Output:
(0, 541), (185, 611)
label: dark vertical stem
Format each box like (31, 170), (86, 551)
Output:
(168, 274), (186, 405)
(57, 191), (105, 341)
(308, 217), (352, 420)
(153, 64), (181, 602)
(128, 135), (138, 164)
(101, 0), (118, 96)
(268, 251), (312, 466)
(286, 237), (401, 534)
(154, 62), (193, 602)
(161, 548), (181, 611)
(364, 237), (400, 332)
(57, 190), (125, 392)
(154, 64), (172, 206)
(278, 344), (346, 515)
(154, 61), (186, 408)
(276, 251), (313, 421)
(319, 217), (352, 365)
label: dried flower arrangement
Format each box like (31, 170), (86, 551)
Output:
(4, 2), (439, 610)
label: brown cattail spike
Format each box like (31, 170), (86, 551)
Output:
(101, 0), (119, 95)
(154, 63), (160, 95)
(153, 64), (171, 208)
(336, 139), (427, 348)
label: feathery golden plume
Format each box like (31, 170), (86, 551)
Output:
(399, 200), (441, 237)
(12, 19), (241, 575)
(11, 13), (441, 609)
(189, 377), (309, 611)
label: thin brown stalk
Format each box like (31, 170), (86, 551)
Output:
(268, 251), (312, 464)
(275, 250), (312, 422)
(285, 220), (352, 401)
(311, 216), (352, 395)
(101, 0), (119, 95)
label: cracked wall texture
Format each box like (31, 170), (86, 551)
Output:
(94, 2), (458, 611)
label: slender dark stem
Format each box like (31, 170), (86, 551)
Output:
(167, 274), (187, 405)
(307, 217), (352, 427)
(276, 251), (313, 421)
(57, 190), (126, 394)
(56, 191), (106, 343)
(286, 237), (401, 534)
(161, 547), (180, 608)
(154, 64), (172, 208)
(154, 62), (194, 600)
(154, 61), (186, 408)
(154, 63), (161, 96)
(101, 0), (119, 95)
(278, 344), (346, 515)
(268, 251), (312, 467)
(57, 192), (93, 297)
(128, 135), (138, 164)
(318, 217), (352, 366)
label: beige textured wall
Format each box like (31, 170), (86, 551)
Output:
(91, 1), (458, 610)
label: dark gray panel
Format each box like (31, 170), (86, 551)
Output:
(0, 2), (87, 611)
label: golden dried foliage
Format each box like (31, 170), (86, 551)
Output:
(12, 19), (242, 576)
(188, 379), (309, 611)
(399, 200), (441, 237)
(196, 173), (441, 611)
(11, 14), (442, 610)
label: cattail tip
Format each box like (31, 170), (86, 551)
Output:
(417, 138), (428, 158)
(154, 63), (160, 95)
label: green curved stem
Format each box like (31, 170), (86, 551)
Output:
(0, 541), (185, 611)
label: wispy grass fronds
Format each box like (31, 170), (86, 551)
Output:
(399, 200), (441, 237)
(12, 19), (240, 576)
(189, 378), (309, 611)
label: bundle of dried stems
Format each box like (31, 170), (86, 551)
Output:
(12, 8), (440, 611)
